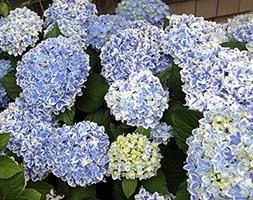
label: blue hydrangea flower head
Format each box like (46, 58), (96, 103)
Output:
(48, 121), (110, 187)
(0, 59), (12, 107)
(87, 15), (150, 50)
(108, 133), (162, 180)
(0, 7), (43, 56)
(163, 14), (228, 66)
(180, 46), (253, 113)
(101, 25), (171, 84)
(0, 95), (58, 181)
(44, 0), (98, 47)
(135, 186), (175, 200)
(150, 122), (173, 145)
(16, 36), (90, 114)
(225, 13), (253, 42)
(184, 106), (253, 199)
(105, 70), (169, 129)
(116, 0), (170, 27)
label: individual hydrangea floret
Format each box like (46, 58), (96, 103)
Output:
(150, 122), (173, 145)
(0, 7), (43, 56)
(135, 186), (175, 200)
(225, 13), (253, 42)
(180, 46), (253, 113)
(108, 133), (162, 180)
(0, 59), (12, 107)
(44, 0), (98, 47)
(46, 189), (64, 200)
(105, 70), (169, 129)
(87, 15), (150, 50)
(163, 14), (228, 67)
(16, 36), (90, 114)
(101, 25), (171, 83)
(48, 121), (110, 187)
(0, 96), (58, 181)
(184, 106), (253, 199)
(116, 0), (170, 27)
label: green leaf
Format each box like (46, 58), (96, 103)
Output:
(86, 47), (102, 73)
(57, 106), (75, 125)
(168, 62), (185, 102)
(122, 178), (137, 199)
(44, 21), (62, 40)
(163, 17), (170, 29)
(26, 181), (54, 199)
(76, 74), (109, 113)
(108, 123), (135, 142)
(70, 185), (96, 200)
(0, 155), (22, 179)
(163, 102), (202, 152)
(0, 0), (9, 17)
(155, 66), (171, 88)
(142, 170), (169, 195)
(113, 180), (128, 200)
(135, 126), (150, 137)
(85, 108), (110, 129)
(160, 145), (187, 193)
(175, 181), (190, 200)
(57, 180), (71, 200)
(0, 132), (10, 152)
(221, 40), (247, 51)
(0, 170), (26, 199)
(15, 189), (41, 200)
(0, 69), (22, 100)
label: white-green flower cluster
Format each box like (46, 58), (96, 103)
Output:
(108, 133), (162, 180)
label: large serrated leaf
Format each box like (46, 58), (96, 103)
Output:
(221, 40), (247, 51)
(26, 180), (54, 199)
(15, 189), (42, 200)
(0, 70), (22, 100)
(113, 180), (128, 200)
(163, 102), (202, 152)
(175, 180), (190, 200)
(155, 66), (171, 88)
(0, 132), (10, 152)
(70, 185), (96, 200)
(142, 170), (170, 195)
(76, 74), (109, 113)
(135, 126), (150, 137)
(122, 178), (137, 199)
(160, 145), (187, 194)
(86, 47), (102, 73)
(0, 170), (26, 199)
(44, 21), (62, 40)
(57, 106), (75, 125)
(0, 155), (22, 179)
(85, 108), (110, 130)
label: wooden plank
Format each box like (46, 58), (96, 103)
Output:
(196, 0), (218, 18)
(217, 0), (240, 16)
(166, 0), (196, 15)
(239, 0), (253, 12)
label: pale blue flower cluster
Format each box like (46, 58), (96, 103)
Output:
(0, 7), (43, 56)
(101, 25), (171, 83)
(108, 133), (162, 180)
(105, 70), (169, 129)
(163, 14), (228, 67)
(225, 13), (253, 58)
(180, 47), (253, 113)
(115, 0), (170, 27)
(87, 15), (150, 50)
(44, 0), (98, 47)
(48, 121), (110, 187)
(150, 122), (173, 145)
(16, 36), (90, 114)
(0, 59), (12, 107)
(135, 186), (175, 200)
(184, 106), (253, 199)
(0, 96), (58, 181)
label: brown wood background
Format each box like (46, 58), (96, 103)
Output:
(9, 0), (253, 22)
